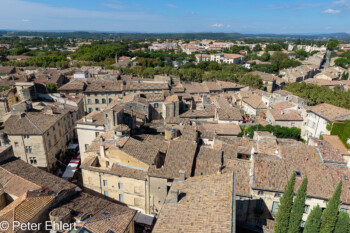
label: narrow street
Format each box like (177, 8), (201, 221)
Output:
(320, 50), (331, 69)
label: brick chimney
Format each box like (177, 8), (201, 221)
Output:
(100, 145), (106, 158)
(170, 189), (179, 203)
(179, 170), (185, 181)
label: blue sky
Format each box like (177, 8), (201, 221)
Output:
(1, 0), (350, 33)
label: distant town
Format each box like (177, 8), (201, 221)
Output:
(0, 33), (350, 233)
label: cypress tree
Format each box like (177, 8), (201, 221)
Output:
(334, 211), (350, 233)
(304, 205), (322, 233)
(274, 172), (296, 233)
(288, 176), (308, 233)
(320, 181), (343, 233)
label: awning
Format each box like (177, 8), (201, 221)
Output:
(135, 212), (154, 226)
(67, 144), (79, 150)
(62, 163), (79, 179)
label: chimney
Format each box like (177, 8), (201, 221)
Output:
(170, 189), (179, 203)
(100, 145), (106, 158)
(179, 170), (186, 181)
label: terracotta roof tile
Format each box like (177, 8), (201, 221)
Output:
(0, 159), (76, 193)
(243, 94), (267, 109)
(307, 103), (350, 121)
(217, 108), (243, 121)
(270, 101), (297, 110)
(204, 82), (222, 91)
(153, 173), (234, 233)
(322, 135), (350, 155)
(148, 140), (197, 179)
(268, 109), (303, 121)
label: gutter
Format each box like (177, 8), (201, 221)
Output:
(231, 172), (236, 233)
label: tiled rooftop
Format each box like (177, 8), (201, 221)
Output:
(153, 173), (234, 233)
(148, 140), (197, 179)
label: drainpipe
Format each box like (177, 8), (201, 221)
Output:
(21, 136), (28, 164)
(314, 115), (321, 138)
(99, 172), (103, 196)
(145, 178), (148, 214)
(231, 172), (236, 233)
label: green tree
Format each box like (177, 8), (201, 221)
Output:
(253, 44), (262, 52)
(285, 82), (350, 110)
(274, 173), (296, 233)
(334, 57), (349, 68)
(341, 72), (349, 80)
(260, 52), (270, 61)
(46, 83), (58, 93)
(320, 181), (343, 233)
(266, 43), (283, 51)
(334, 211), (350, 233)
(296, 49), (308, 60)
(304, 205), (322, 233)
(196, 61), (208, 70)
(208, 62), (220, 71)
(288, 177), (308, 233)
(238, 74), (263, 89)
(327, 39), (339, 50)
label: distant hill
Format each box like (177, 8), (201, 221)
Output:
(0, 30), (350, 41)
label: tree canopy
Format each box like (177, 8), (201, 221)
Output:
(274, 173), (296, 233)
(320, 181), (343, 233)
(288, 177), (308, 233)
(304, 205), (322, 233)
(285, 82), (350, 109)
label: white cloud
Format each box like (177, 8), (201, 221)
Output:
(226, 24), (231, 28)
(268, 3), (322, 11)
(22, 19), (30, 22)
(102, 0), (123, 9)
(102, 3), (123, 10)
(322, 8), (341, 14)
(212, 23), (224, 28)
(0, 0), (159, 30)
(333, 0), (350, 10)
(166, 3), (177, 8)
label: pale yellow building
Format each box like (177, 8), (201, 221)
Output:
(81, 130), (160, 214)
(4, 99), (83, 172)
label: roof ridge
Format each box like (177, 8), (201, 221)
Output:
(1, 167), (42, 193)
(85, 209), (135, 225)
(23, 114), (43, 134)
